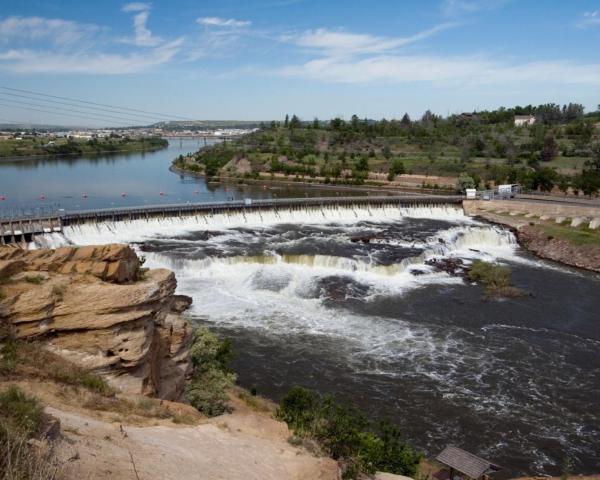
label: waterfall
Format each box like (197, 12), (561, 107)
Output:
(35, 203), (472, 248)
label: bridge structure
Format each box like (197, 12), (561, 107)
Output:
(0, 194), (463, 245)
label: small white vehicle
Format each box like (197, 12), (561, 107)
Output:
(465, 188), (477, 199)
(497, 184), (519, 199)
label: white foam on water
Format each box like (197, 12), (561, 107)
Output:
(34, 204), (472, 248)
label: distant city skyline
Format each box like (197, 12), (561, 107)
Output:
(1, 0), (600, 125)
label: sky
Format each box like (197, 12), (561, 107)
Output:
(1, 0), (600, 125)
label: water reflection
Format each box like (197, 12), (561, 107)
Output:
(0, 137), (367, 213)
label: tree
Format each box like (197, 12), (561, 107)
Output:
(382, 145), (392, 160)
(556, 175), (570, 195)
(284, 114), (289, 128)
(387, 159), (405, 181)
(312, 118), (320, 129)
(289, 114), (301, 129)
(574, 172), (600, 197)
(351, 114), (360, 130)
(456, 172), (476, 192)
(400, 113), (411, 127)
(534, 167), (558, 192)
(584, 142), (600, 173)
(540, 134), (558, 162)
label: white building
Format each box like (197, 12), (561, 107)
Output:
(514, 115), (536, 126)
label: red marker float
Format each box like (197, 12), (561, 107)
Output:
(82, 193), (88, 198)
(39, 194), (46, 200)
(159, 191), (165, 196)
(0, 195), (5, 201)
(121, 192), (127, 197)
(193, 190), (199, 194)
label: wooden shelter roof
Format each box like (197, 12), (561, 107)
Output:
(436, 446), (500, 479)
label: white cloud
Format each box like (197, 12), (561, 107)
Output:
(196, 17), (251, 28)
(292, 24), (454, 56)
(441, 0), (510, 16)
(0, 7), (182, 74)
(122, 2), (151, 13)
(0, 16), (99, 45)
(577, 10), (600, 28)
(0, 39), (182, 74)
(278, 54), (600, 87)
(121, 3), (162, 47)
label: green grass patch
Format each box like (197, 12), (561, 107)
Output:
(0, 336), (115, 397)
(0, 385), (44, 437)
(536, 223), (600, 246)
(24, 275), (45, 285)
(468, 260), (527, 298)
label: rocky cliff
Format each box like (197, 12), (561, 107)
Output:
(0, 244), (193, 400)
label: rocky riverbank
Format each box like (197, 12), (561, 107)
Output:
(0, 243), (363, 480)
(464, 203), (600, 273)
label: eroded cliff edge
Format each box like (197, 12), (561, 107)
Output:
(0, 244), (193, 400)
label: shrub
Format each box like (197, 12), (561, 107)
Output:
(24, 275), (45, 285)
(0, 387), (59, 480)
(0, 386), (44, 437)
(185, 327), (236, 417)
(277, 386), (421, 479)
(468, 260), (525, 298)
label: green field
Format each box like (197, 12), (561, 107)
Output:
(0, 136), (168, 158)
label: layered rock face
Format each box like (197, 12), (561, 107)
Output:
(0, 244), (193, 400)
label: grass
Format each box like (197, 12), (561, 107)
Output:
(237, 389), (271, 413)
(82, 393), (197, 424)
(0, 336), (115, 397)
(468, 260), (526, 298)
(0, 386), (60, 480)
(24, 274), (45, 285)
(0, 385), (44, 436)
(535, 222), (600, 246)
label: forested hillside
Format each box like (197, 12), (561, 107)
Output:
(174, 104), (600, 195)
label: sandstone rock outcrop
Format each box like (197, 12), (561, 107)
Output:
(0, 244), (193, 400)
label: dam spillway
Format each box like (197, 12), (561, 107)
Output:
(0, 194), (462, 245)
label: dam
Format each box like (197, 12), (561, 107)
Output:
(1, 194), (462, 245)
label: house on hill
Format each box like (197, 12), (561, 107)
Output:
(514, 115), (536, 126)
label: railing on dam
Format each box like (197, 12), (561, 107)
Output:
(0, 194), (463, 244)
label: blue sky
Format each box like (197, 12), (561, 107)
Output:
(1, 0), (600, 125)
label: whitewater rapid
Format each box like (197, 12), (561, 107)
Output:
(33, 203), (600, 475)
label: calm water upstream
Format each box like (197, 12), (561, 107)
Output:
(0, 137), (365, 215)
(37, 204), (600, 479)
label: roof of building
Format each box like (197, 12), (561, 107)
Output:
(436, 446), (500, 479)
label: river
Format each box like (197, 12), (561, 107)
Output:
(36, 204), (600, 479)
(0, 137), (365, 216)
(4, 139), (599, 477)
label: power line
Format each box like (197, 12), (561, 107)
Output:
(0, 102), (135, 127)
(0, 91), (168, 123)
(0, 97), (150, 125)
(0, 85), (194, 122)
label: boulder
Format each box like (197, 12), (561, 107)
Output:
(0, 244), (192, 401)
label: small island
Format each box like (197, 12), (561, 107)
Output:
(0, 134), (168, 159)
